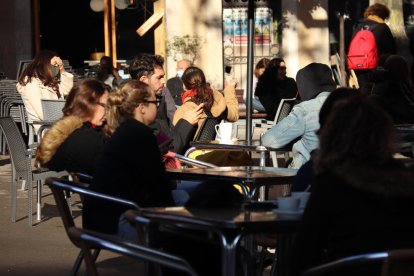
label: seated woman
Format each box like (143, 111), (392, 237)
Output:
(97, 55), (122, 89)
(290, 95), (414, 276)
(255, 58), (298, 120)
(17, 50), (74, 129)
(172, 66), (239, 142)
(36, 78), (109, 176)
(84, 80), (175, 236)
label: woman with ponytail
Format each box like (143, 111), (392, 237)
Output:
(84, 79), (175, 236)
(173, 66), (239, 140)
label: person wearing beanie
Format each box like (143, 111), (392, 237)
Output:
(261, 63), (337, 169)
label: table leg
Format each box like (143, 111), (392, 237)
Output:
(219, 233), (243, 276)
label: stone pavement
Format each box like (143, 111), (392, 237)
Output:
(0, 156), (144, 275)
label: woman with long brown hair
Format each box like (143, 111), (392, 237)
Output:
(173, 66), (239, 140)
(17, 49), (74, 125)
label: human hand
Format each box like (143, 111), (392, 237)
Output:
(51, 56), (64, 72)
(183, 103), (204, 125)
(225, 78), (237, 88)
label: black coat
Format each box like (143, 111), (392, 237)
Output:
(84, 118), (174, 234)
(45, 122), (105, 175)
(256, 76), (298, 120)
(290, 160), (414, 276)
(370, 69), (414, 124)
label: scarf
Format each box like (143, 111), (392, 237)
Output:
(181, 89), (197, 103)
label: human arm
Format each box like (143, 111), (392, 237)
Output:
(222, 79), (239, 121)
(261, 106), (305, 148)
(51, 56), (73, 97)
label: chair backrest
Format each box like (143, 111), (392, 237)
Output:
(68, 227), (198, 276)
(193, 115), (221, 142)
(302, 251), (388, 276)
(0, 116), (29, 173)
(46, 177), (139, 248)
(16, 60), (32, 80)
(273, 97), (296, 125)
(41, 99), (65, 121)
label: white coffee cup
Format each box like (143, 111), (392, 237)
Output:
(215, 122), (233, 142)
(291, 192), (311, 209)
(277, 196), (300, 211)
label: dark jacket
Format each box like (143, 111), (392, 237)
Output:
(151, 93), (196, 154)
(166, 76), (184, 106)
(37, 116), (106, 175)
(290, 159), (414, 276)
(84, 118), (174, 234)
(371, 69), (414, 124)
(353, 19), (396, 57)
(256, 75), (298, 120)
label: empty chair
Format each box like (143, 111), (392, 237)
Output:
(254, 97), (296, 134)
(46, 177), (141, 276)
(0, 116), (67, 225)
(41, 99), (65, 121)
(68, 227), (198, 276)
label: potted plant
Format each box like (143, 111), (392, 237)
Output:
(166, 35), (205, 64)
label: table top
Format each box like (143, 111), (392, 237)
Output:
(139, 206), (300, 231)
(189, 140), (292, 152)
(166, 166), (297, 184)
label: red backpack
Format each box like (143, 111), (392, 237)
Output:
(347, 29), (378, 70)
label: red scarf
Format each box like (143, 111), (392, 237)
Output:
(181, 89), (197, 103)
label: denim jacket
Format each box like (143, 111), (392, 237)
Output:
(261, 92), (330, 168)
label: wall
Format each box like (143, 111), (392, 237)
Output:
(164, 0), (224, 89)
(281, 0), (330, 78)
(0, 0), (32, 79)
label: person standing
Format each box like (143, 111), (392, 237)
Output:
(350, 3), (396, 93)
(167, 59), (191, 106)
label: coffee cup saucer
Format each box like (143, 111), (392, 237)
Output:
(216, 138), (238, 144)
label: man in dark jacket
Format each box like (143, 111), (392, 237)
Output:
(129, 53), (202, 153)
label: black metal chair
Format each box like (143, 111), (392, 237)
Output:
(46, 177), (140, 276)
(0, 116), (67, 225)
(302, 251), (388, 276)
(68, 227), (198, 276)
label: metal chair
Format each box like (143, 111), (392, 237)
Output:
(41, 99), (65, 121)
(46, 177), (141, 276)
(68, 227), (198, 276)
(257, 98), (296, 167)
(0, 116), (67, 225)
(193, 113), (221, 142)
(290, 248), (414, 276)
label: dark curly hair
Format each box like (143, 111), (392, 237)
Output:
(129, 53), (164, 80)
(315, 95), (395, 173)
(181, 66), (214, 111)
(364, 3), (390, 20)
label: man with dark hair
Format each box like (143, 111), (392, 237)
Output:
(129, 53), (203, 154)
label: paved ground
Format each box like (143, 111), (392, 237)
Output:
(0, 156), (144, 275)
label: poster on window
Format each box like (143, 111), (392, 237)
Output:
(223, 7), (274, 46)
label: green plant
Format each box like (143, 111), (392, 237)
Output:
(166, 35), (205, 63)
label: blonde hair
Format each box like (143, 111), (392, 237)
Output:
(105, 79), (152, 135)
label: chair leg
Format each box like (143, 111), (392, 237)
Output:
(28, 179), (33, 226)
(70, 249), (101, 276)
(70, 250), (84, 276)
(36, 180), (42, 221)
(11, 178), (17, 222)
